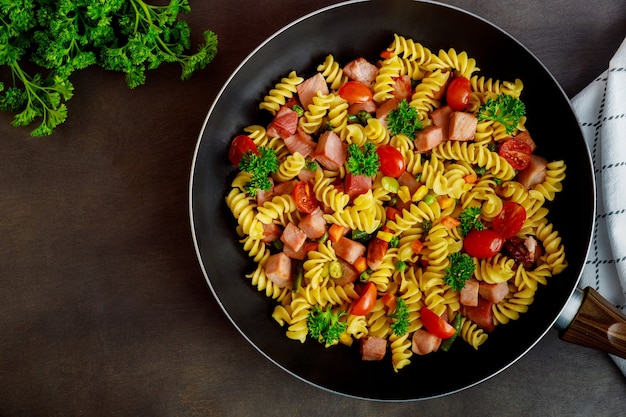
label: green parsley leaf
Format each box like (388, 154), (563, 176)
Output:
(458, 206), (485, 237)
(389, 297), (410, 336)
(477, 94), (526, 135)
(386, 99), (423, 139)
(307, 305), (347, 347)
(347, 142), (380, 177)
(238, 146), (278, 197)
(444, 252), (476, 291)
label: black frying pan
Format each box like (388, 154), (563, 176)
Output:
(189, 0), (621, 401)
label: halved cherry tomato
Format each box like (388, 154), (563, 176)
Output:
(445, 76), (471, 111)
(499, 139), (532, 170)
(463, 229), (504, 259)
(228, 135), (258, 167)
(493, 202), (526, 239)
(352, 281), (377, 316)
(376, 144), (405, 178)
(338, 81), (373, 103)
(292, 180), (318, 214)
(420, 306), (456, 339)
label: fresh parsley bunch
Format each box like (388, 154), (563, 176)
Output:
(0, 0), (218, 136)
(347, 142), (380, 177)
(387, 99), (423, 139)
(477, 94), (526, 135)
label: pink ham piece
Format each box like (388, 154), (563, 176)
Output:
(267, 106), (298, 139)
(314, 130), (346, 171)
(261, 222), (282, 244)
(397, 171), (421, 195)
(333, 236), (366, 264)
(415, 125), (444, 153)
(343, 57), (379, 86)
(513, 130), (537, 152)
(411, 329), (442, 355)
(264, 252), (293, 288)
(360, 336), (387, 361)
(283, 127), (317, 157)
(280, 222), (307, 252)
(298, 207), (326, 239)
(448, 111), (477, 142)
(348, 99), (377, 115)
(297, 73), (329, 111)
(376, 98), (398, 123)
(464, 297), (495, 332)
(332, 259), (359, 285)
(344, 173), (372, 201)
(430, 105), (453, 139)
(459, 277), (479, 307)
(478, 281), (509, 304)
(282, 242), (308, 260)
(392, 75), (413, 101)
(366, 237), (388, 270)
(517, 154), (548, 189)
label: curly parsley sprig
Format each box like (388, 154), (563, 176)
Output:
(444, 252), (476, 291)
(387, 99), (423, 139)
(347, 142), (380, 177)
(238, 146), (279, 197)
(0, 0), (218, 136)
(389, 297), (410, 336)
(477, 94), (526, 135)
(307, 305), (348, 347)
(458, 206), (485, 237)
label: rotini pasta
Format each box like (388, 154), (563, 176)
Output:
(223, 34), (568, 372)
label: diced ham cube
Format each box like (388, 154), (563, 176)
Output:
(334, 236), (366, 264)
(332, 259), (359, 285)
(459, 277), (479, 307)
(513, 130), (537, 152)
(297, 73), (329, 111)
(360, 336), (387, 361)
(272, 180), (294, 196)
(314, 130), (346, 171)
(282, 242), (308, 260)
(366, 237), (388, 270)
(298, 208), (326, 239)
(267, 106), (298, 139)
(411, 329), (442, 355)
(264, 252), (293, 288)
(392, 75), (413, 101)
(430, 105), (453, 139)
(376, 98), (398, 123)
(261, 222), (282, 244)
(297, 168), (316, 182)
(283, 127), (317, 157)
(280, 222), (307, 252)
(478, 281), (509, 304)
(517, 154), (548, 189)
(349, 100), (377, 115)
(464, 297), (495, 332)
(397, 171), (420, 195)
(343, 57), (379, 86)
(344, 173), (372, 201)
(448, 111), (477, 142)
(256, 179), (275, 206)
(415, 125), (444, 153)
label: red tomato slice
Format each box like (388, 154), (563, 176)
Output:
(352, 282), (377, 316)
(463, 229), (505, 259)
(292, 180), (318, 214)
(420, 306), (456, 339)
(228, 135), (258, 167)
(493, 202), (526, 239)
(376, 144), (405, 178)
(499, 139), (532, 170)
(445, 76), (472, 111)
(338, 81), (373, 103)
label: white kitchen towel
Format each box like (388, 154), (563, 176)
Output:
(571, 36), (626, 376)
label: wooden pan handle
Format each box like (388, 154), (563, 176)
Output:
(559, 287), (626, 358)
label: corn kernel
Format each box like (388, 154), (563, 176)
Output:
(398, 185), (411, 203)
(376, 230), (394, 243)
(412, 184), (429, 202)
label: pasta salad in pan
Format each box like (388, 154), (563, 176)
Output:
(224, 33), (567, 372)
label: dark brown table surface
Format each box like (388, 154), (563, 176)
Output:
(2, 1), (625, 416)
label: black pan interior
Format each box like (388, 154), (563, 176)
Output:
(190, 0), (594, 401)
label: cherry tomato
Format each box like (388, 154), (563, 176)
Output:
(338, 81), (373, 103)
(463, 229), (505, 259)
(376, 144), (405, 178)
(499, 139), (532, 170)
(493, 202), (526, 239)
(292, 180), (318, 214)
(352, 281), (377, 316)
(420, 306), (456, 339)
(228, 135), (258, 167)
(445, 76), (471, 111)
